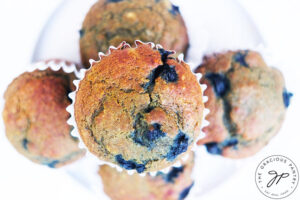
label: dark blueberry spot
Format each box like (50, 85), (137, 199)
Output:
(233, 51), (249, 67)
(205, 73), (230, 97)
(136, 165), (146, 173)
(205, 142), (222, 155)
(79, 29), (85, 38)
(179, 182), (194, 200)
(283, 89), (293, 108)
(159, 166), (184, 183)
(131, 114), (166, 149)
(169, 4), (180, 16)
(160, 65), (178, 83)
(205, 138), (238, 155)
(155, 0), (160, 2)
(143, 106), (155, 113)
(146, 123), (166, 141)
(142, 63), (177, 90)
(107, 0), (123, 3)
(222, 138), (238, 147)
(158, 48), (173, 63)
(142, 48), (177, 91)
(115, 154), (146, 173)
(141, 70), (157, 92)
(47, 160), (59, 168)
(22, 138), (29, 150)
(156, 49), (178, 83)
(166, 131), (189, 161)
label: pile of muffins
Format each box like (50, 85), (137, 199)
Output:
(2, 0), (293, 199)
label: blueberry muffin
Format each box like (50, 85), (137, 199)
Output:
(196, 50), (292, 158)
(3, 66), (86, 168)
(99, 152), (194, 200)
(80, 0), (189, 67)
(75, 42), (203, 172)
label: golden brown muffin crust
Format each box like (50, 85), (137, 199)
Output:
(75, 42), (203, 172)
(196, 50), (288, 158)
(80, 0), (189, 67)
(3, 68), (85, 167)
(99, 152), (195, 200)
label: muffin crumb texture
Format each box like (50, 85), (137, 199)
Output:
(196, 50), (291, 158)
(80, 0), (189, 67)
(3, 67), (86, 168)
(75, 42), (203, 172)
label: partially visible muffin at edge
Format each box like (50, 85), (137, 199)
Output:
(75, 42), (204, 173)
(196, 50), (292, 158)
(99, 152), (195, 200)
(80, 0), (189, 67)
(3, 66), (86, 168)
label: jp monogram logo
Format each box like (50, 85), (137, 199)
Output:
(255, 155), (298, 199)
(267, 170), (289, 188)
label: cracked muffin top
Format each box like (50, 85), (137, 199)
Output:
(3, 67), (86, 168)
(99, 152), (194, 200)
(196, 50), (292, 158)
(74, 42), (203, 173)
(80, 0), (189, 67)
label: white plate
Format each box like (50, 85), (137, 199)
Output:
(32, 0), (264, 199)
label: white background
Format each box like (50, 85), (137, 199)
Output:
(0, 0), (300, 199)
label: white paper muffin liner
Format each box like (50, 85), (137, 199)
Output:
(65, 44), (287, 200)
(2, 59), (110, 198)
(187, 43), (288, 198)
(66, 40), (210, 176)
(26, 59), (80, 74)
(22, 59), (84, 150)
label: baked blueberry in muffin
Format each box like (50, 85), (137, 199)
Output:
(99, 152), (195, 200)
(80, 0), (189, 67)
(196, 50), (291, 158)
(75, 42), (203, 172)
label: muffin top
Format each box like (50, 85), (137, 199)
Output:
(196, 50), (290, 158)
(80, 0), (189, 67)
(3, 67), (85, 167)
(99, 152), (195, 200)
(75, 42), (203, 172)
